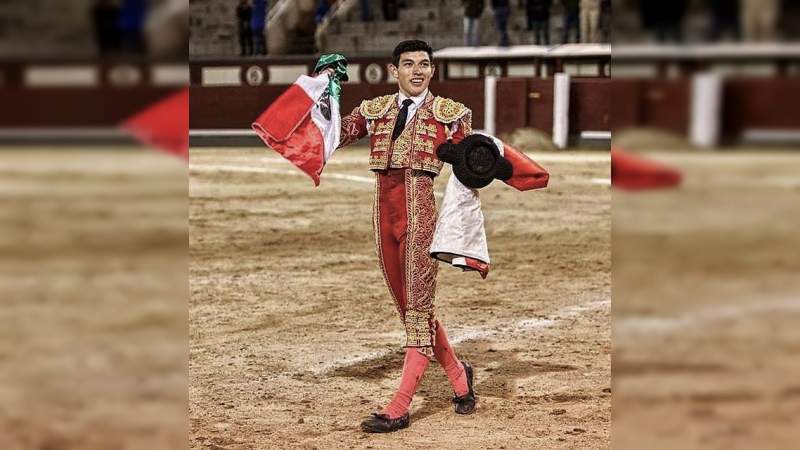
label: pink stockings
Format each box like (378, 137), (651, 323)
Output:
(381, 321), (468, 419)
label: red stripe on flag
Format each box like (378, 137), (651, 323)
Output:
(253, 83), (326, 186)
(257, 115), (326, 186)
(252, 84), (315, 142)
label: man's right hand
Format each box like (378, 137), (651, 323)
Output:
(315, 67), (335, 77)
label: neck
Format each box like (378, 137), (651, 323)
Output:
(399, 88), (426, 99)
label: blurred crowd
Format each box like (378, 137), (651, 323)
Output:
(464, 0), (611, 47)
(235, 0), (268, 56)
(638, 0), (783, 43)
(92, 0), (187, 58)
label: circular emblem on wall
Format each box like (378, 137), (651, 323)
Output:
(245, 65), (265, 86)
(108, 65), (142, 86)
(364, 63), (384, 84)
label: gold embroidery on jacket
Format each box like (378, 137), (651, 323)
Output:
(389, 127), (412, 167)
(416, 138), (434, 154)
(374, 136), (391, 152)
(433, 97), (469, 123)
(375, 122), (393, 135)
(416, 122), (438, 138)
(360, 94), (395, 119)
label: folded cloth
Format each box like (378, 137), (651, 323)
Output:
(431, 134), (549, 278)
(612, 148), (682, 190)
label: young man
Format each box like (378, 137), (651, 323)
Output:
(336, 40), (477, 432)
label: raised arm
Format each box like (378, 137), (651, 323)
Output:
(338, 106), (368, 149)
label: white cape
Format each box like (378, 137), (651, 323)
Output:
(430, 133), (505, 276)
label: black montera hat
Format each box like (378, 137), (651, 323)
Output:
(436, 134), (513, 189)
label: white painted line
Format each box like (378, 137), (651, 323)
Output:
(254, 152), (611, 164)
(616, 298), (800, 336)
(194, 161), (608, 188)
(314, 298), (609, 374)
(191, 163), (448, 196)
(189, 129), (254, 137)
(190, 164), (374, 185)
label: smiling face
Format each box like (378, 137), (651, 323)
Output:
(389, 51), (435, 97)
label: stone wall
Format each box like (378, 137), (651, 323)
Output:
(0, 0), (180, 59)
(0, 0), (96, 57)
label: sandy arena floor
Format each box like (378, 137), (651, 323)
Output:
(613, 151), (800, 450)
(0, 148), (188, 450)
(189, 147), (611, 449)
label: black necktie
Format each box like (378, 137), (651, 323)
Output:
(391, 99), (415, 141)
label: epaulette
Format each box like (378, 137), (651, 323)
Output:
(359, 94), (396, 119)
(433, 97), (470, 123)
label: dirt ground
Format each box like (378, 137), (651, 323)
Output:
(613, 151), (800, 449)
(0, 148), (188, 450)
(189, 147), (611, 449)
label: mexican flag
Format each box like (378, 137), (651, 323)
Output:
(252, 66), (344, 186)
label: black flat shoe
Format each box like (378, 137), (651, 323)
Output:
(453, 360), (477, 415)
(360, 412), (410, 433)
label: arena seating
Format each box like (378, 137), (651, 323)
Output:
(316, 0), (610, 55)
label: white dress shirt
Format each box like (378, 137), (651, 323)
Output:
(397, 89), (429, 123)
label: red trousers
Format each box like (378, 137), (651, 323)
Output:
(374, 168), (438, 355)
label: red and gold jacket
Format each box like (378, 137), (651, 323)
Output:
(338, 92), (472, 175)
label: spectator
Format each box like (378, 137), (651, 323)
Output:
(640, 1), (686, 43)
(236, 0), (253, 56)
(599, 0), (610, 42)
(708, 0), (740, 41)
(251, 0), (267, 55)
(315, 0), (332, 23)
(561, 0), (580, 43)
(527, 0), (551, 45)
(144, 0), (188, 58)
(92, 0), (121, 55)
(463, 0), (484, 46)
(580, 0), (600, 43)
(662, 0), (687, 43)
(383, 0), (398, 21)
(118, 0), (147, 54)
(492, 0), (511, 46)
(360, 0), (373, 21)
(741, 0), (779, 41)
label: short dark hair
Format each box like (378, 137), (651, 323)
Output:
(392, 40), (434, 67)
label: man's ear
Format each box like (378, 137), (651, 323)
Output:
(388, 64), (399, 79)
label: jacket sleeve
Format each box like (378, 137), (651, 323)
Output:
(449, 108), (473, 145)
(338, 106), (368, 149)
